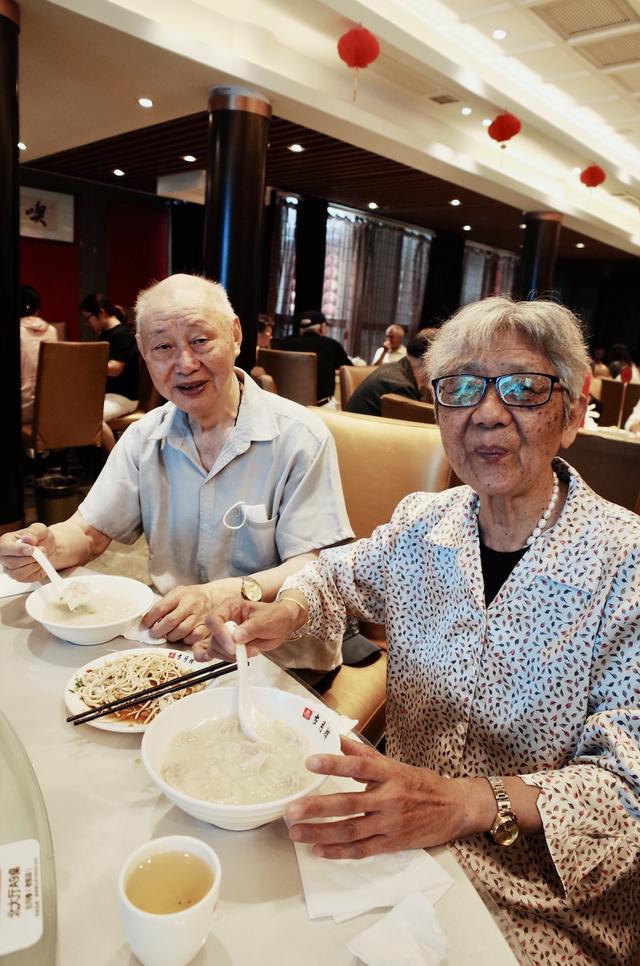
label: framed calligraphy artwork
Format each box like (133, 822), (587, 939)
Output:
(19, 187), (75, 243)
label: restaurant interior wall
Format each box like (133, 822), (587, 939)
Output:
(556, 258), (640, 354)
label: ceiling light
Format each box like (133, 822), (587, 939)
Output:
(575, 242), (585, 249)
(17, 142), (26, 151)
(137, 97), (154, 108)
(113, 168), (125, 177)
(368, 202), (379, 210)
(482, 118), (492, 127)
(449, 198), (461, 206)
(519, 223), (527, 229)
(288, 143), (305, 153)
(182, 155), (196, 163)
(492, 29), (507, 40)
(461, 107), (472, 116)
(463, 225), (472, 231)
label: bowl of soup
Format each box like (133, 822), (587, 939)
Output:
(25, 574), (155, 645)
(141, 687), (341, 830)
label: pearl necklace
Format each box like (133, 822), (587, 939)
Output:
(475, 471), (560, 549)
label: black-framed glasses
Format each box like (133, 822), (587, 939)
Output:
(431, 372), (562, 408)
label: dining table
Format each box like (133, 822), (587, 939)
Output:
(0, 577), (520, 966)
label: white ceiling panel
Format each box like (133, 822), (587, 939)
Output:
(613, 65), (640, 88)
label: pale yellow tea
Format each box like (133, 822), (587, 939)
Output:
(125, 851), (213, 915)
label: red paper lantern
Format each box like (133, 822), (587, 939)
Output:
(487, 112), (521, 146)
(579, 164), (606, 188)
(337, 26), (380, 69)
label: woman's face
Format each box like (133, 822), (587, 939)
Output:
(436, 334), (584, 501)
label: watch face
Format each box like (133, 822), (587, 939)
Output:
(242, 578), (263, 602)
(492, 814), (519, 847)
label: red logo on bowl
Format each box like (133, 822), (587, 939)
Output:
(303, 707), (312, 719)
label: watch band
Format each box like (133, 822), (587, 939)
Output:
(487, 775), (520, 847)
(487, 775), (511, 813)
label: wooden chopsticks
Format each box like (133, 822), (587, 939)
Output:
(66, 660), (237, 726)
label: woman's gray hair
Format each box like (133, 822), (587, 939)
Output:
(425, 297), (591, 409)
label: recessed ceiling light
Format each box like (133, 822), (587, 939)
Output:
(575, 242), (585, 249)
(288, 143), (305, 153)
(492, 29), (507, 40)
(519, 223), (527, 229)
(138, 97), (154, 108)
(571, 166), (581, 176)
(449, 198), (461, 206)
(368, 202), (379, 210)
(461, 107), (472, 116)
(482, 118), (492, 127)
(463, 225), (472, 231)
(182, 155), (196, 163)
(17, 142), (26, 151)
(113, 168), (125, 177)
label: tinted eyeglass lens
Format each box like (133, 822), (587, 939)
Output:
(498, 374), (553, 406)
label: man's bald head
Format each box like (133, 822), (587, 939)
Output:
(135, 275), (237, 333)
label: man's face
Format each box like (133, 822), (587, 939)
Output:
(137, 301), (241, 421)
(387, 327), (403, 351)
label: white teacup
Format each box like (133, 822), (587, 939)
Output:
(118, 835), (221, 966)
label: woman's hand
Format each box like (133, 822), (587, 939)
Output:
(0, 524), (56, 581)
(285, 736), (489, 859)
(191, 597), (305, 662)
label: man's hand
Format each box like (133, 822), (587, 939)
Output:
(284, 736), (484, 859)
(0, 524), (56, 582)
(191, 597), (304, 663)
(141, 578), (241, 646)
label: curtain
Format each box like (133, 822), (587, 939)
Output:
(265, 195), (298, 328)
(461, 245), (519, 305)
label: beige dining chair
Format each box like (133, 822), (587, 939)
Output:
(561, 429), (640, 511)
(380, 393), (436, 423)
(307, 408), (452, 744)
(108, 356), (164, 437)
(338, 365), (375, 408)
(23, 341), (109, 454)
(256, 348), (317, 406)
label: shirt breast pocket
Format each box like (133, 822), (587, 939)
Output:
(230, 511), (279, 573)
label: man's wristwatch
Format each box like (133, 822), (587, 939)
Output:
(486, 776), (520, 847)
(240, 577), (263, 602)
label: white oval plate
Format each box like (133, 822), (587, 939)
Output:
(64, 647), (228, 733)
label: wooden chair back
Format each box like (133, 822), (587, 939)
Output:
(598, 378), (624, 427)
(23, 341), (109, 451)
(561, 429), (640, 510)
(257, 348), (317, 406)
(338, 365), (375, 408)
(621, 382), (640, 427)
(380, 393), (436, 424)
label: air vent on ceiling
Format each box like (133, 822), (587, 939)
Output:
(430, 93), (460, 104)
(533, 0), (636, 40)
(579, 32), (640, 68)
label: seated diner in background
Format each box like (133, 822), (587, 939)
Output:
(274, 308), (352, 405)
(345, 328), (435, 416)
(205, 297), (640, 965)
(371, 323), (407, 366)
(80, 293), (140, 452)
(1, 274), (353, 669)
(19, 283), (58, 424)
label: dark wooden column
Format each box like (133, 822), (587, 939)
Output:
(293, 196), (328, 317)
(420, 229), (465, 326)
(204, 87), (271, 373)
(0, 0), (23, 533)
(516, 211), (562, 300)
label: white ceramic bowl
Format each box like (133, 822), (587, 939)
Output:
(142, 687), (341, 830)
(25, 574), (155, 645)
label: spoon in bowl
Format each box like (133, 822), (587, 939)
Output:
(29, 545), (91, 612)
(226, 621), (262, 742)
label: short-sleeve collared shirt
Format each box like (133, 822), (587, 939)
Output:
(282, 461), (640, 964)
(79, 370), (353, 597)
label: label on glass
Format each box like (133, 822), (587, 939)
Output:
(0, 839), (43, 955)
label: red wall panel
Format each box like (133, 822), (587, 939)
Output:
(20, 236), (81, 339)
(107, 203), (169, 309)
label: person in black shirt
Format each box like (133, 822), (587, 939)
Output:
(274, 309), (351, 404)
(346, 328), (435, 416)
(80, 293), (139, 450)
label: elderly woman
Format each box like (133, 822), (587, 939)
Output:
(205, 297), (640, 965)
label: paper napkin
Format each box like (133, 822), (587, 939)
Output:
(347, 892), (448, 966)
(293, 820), (453, 922)
(0, 570), (42, 599)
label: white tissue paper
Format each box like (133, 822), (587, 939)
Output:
(347, 892), (448, 966)
(0, 571), (42, 599)
(123, 592), (166, 644)
(292, 791), (453, 922)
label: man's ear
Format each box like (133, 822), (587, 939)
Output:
(233, 317), (242, 357)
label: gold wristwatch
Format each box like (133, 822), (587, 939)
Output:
(240, 577), (263, 602)
(487, 776), (520, 847)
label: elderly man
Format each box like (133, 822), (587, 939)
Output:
(372, 324), (406, 366)
(1, 275), (353, 667)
